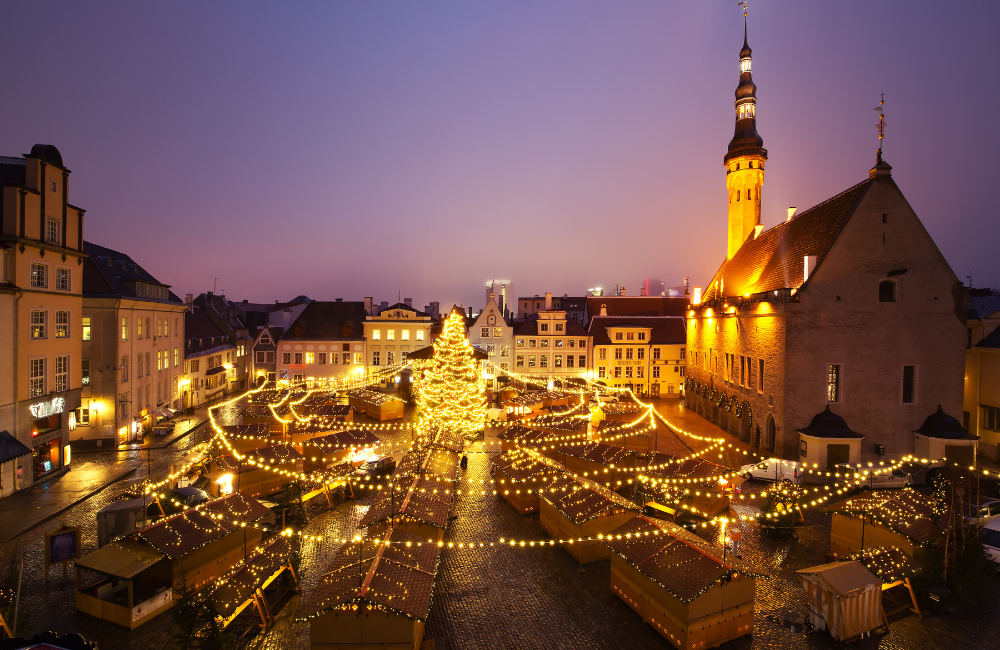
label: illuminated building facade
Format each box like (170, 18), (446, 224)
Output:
(513, 293), (591, 385)
(364, 302), (433, 370)
(1, 145), (85, 493)
(182, 306), (236, 408)
(81, 242), (187, 445)
(275, 300), (368, 382)
(589, 316), (686, 398)
(685, 27), (967, 464)
(468, 292), (514, 389)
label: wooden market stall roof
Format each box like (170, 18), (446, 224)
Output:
(540, 474), (638, 525)
(249, 389), (287, 404)
(826, 489), (946, 544)
(298, 528), (441, 622)
(432, 430), (465, 453)
(600, 402), (649, 416)
(210, 534), (296, 622)
(346, 388), (404, 406)
(642, 456), (732, 484)
(358, 476), (453, 530)
(308, 428), (380, 450)
(241, 404), (275, 420)
(138, 494), (274, 560)
(559, 442), (633, 467)
(76, 539), (165, 579)
(606, 516), (759, 602)
(296, 403), (352, 419)
(497, 425), (550, 446)
(491, 449), (563, 481)
(219, 424), (272, 439)
(392, 448), (460, 483)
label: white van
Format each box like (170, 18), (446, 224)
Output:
(739, 459), (803, 484)
(834, 464), (911, 490)
(981, 517), (1000, 564)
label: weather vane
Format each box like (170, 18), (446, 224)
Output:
(875, 93), (886, 162)
(739, 1), (748, 18)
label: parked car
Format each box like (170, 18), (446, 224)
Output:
(981, 517), (1000, 564)
(739, 459), (803, 484)
(354, 456), (396, 480)
(834, 464), (911, 489)
(169, 486), (210, 507)
(898, 460), (945, 487)
(962, 498), (1000, 524)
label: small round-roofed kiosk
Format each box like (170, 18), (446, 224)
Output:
(797, 407), (863, 479)
(913, 406), (978, 467)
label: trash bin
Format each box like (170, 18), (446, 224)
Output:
(926, 585), (951, 615)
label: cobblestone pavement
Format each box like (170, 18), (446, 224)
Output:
(5, 395), (1000, 649)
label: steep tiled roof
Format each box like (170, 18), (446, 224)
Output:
(298, 528), (440, 621)
(514, 314), (589, 337)
(705, 178), (874, 300)
(605, 516), (758, 602)
(969, 295), (1000, 320)
(977, 326), (1000, 349)
(82, 241), (182, 304)
(280, 301), (368, 341)
(588, 316), (686, 345)
(185, 306), (233, 357)
(585, 296), (689, 319)
(0, 156), (26, 186)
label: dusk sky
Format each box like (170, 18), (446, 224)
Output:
(3, 1), (997, 310)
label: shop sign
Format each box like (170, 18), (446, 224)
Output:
(30, 397), (66, 419)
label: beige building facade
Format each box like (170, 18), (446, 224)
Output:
(81, 242), (187, 445)
(364, 302), (432, 371)
(964, 295), (1000, 458)
(1, 145), (85, 494)
(589, 316), (686, 398)
(512, 295), (591, 386)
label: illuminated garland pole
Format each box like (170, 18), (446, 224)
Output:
(414, 310), (488, 442)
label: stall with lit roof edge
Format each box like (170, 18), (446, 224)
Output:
(75, 493), (274, 628)
(605, 516), (758, 650)
(849, 546), (921, 621)
(825, 489), (945, 558)
(298, 527), (441, 650)
(209, 533), (299, 631)
(539, 474), (640, 563)
(205, 443), (303, 498)
(302, 428), (380, 473)
(347, 388), (404, 421)
(491, 448), (564, 513)
(359, 473), (453, 544)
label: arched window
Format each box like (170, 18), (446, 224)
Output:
(120, 356), (129, 382)
(878, 280), (896, 303)
(765, 415), (776, 450)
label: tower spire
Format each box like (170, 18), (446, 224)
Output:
(724, 5), (767, 260)
(875, 93), (886, 163)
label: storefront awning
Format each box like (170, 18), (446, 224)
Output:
(77, 540), (165, 579)
(0, 430), (31, 464)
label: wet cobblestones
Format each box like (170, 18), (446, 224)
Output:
(4, 398), (1000, 649)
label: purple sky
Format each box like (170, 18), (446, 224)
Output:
(3, 2), (997, 310)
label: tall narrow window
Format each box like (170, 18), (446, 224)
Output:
(758, 359), (764, 392)
(878, 280), (896, 303)
(136, 354), (143, 378)
(29, 358), (46, 396)
(122, 317), (128, 341)
(82, 359), (91, 386)
(45, 219), (60, 245)
(55, 355), (68, 392)
(902, 366), (916, 404)
(56, 268), (70, 291)
(30, 263), (47, 288)
(30, 311), (46, 338)
(82, 316), (91, 341)
(121, 356), (129, 382)
(55, 311), (69, 338)
(827, 364), (841, 402)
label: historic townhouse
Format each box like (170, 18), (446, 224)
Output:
(512, 294), (591, 386)
(364, 301), (433, 370)
(589, 315), (686, 398)
(1, 145), (85, 494)
(181, 306), (236, 408)
(468, 292), (514, 389)
(276, 300), (368, 383)
(81, 242), (187, 445)
(964, 292), (1000, 458)
(685, 27), (967, 466)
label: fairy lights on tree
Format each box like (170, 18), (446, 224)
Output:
(414, 309), (488, 441)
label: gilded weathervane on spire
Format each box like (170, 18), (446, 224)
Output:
(740, 1), (748, 19)
(875, 93), (886, 163)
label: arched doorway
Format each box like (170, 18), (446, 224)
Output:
(753, 425), (761, 448)
(765, 415), (776, 451)
(740, 407), (752, 443)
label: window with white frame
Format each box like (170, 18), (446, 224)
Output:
(493, 327), (502, 337)
(652, 347), (661, 360)
(121, 317), (128, 341)
(500, 345), (509, 357)
(45, 219), (60, 245)
(30, 358), (45, 396)
(353, 352), (362, 364)
(402, 330), (410, 340)
(481, 327), (490, 338)
(372, 351), (381, 366)
(416, 330), (424, 341)
(372, 329), (381, 340)
(256, 351), (266, 363)
(387, 330), (395, 341)
(82, 316), (91, 341)
(30, 310), (46, 338)
(55, 311), (69, 338)
(387, 351), (395, 365)
(31, 263), (47, 288)
(577, 355), (585, 367)
(55, 355), (68, 392)
(121, 356), (129, 382)
(56, 268), (70, 291)
(652, 366), (660, 378)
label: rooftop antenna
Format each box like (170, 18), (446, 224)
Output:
(875, 93), (886, 163)
(209, 276), (221, 293)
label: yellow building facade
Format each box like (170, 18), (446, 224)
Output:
(1, 145), (85, 495)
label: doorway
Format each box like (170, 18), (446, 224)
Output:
(827, 444), (850, 471)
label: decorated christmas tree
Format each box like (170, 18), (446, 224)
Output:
(414, 308), (488, 441)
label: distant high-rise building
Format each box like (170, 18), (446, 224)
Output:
(643, 278), (665, 297)
(485, 280), (513, 316)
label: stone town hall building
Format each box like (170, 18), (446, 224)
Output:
(685, 26), (970, 468)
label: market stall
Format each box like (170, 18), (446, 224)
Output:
(796, 561), (885, 641)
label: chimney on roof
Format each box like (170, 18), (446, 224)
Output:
(787, 207), (797, 222)
(640, 287), (647, 297)
(600, 304), (607, 316)
(379, 301), (389, 312)
(544, 292), (552, 310)
(242, 299), (248, 303)
(335, 298), (343, 302)
(207, 291), (213, 298)
(185, 294), (193, 311)
(364, 297), (373, 315)
(404, 298), (412, 307)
